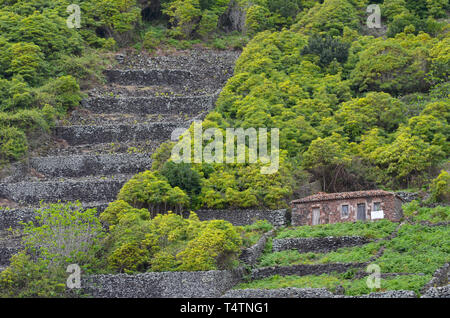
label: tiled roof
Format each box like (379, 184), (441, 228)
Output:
(291, 190), (396, 204)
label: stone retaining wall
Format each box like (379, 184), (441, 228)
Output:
(188, 209), (289, 227)
(421, 263), (449, 293)
(239, 230), (274, 266)
(272, 236), (371, 253)
(251, 263), (365, 280)
(82, 268), (246, 298)
(223, 288), (417, 298)
(222, 288), (334, 298)
(82, 95), (217, 115)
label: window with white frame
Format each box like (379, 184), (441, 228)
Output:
(341, 204), (349, 218)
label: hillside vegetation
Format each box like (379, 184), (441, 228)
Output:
(0, 0), (448, 298)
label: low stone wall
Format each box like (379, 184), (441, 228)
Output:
(0, 207), (35, 230)
(272, 236), (371, 253)
(188, 209), (289, 227)
(104, 69), (194, 87)
(83, 95), (217, 115)
(421, 285), (450, 298)
(421, 263), (449, 293)
(336, 290), (417, 298)
(222, 288), (334, 298)
(251, 263), (366, 280)
(223, 288), (417, 298)
(0, 247), (20, 266)
(239, 230), (274, 266)
(54, 122), (183, 146)
(0, 177), (128, 205)
(82, 268), (246, 298)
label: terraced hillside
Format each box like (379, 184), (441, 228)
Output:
(0, 49), (240, 270)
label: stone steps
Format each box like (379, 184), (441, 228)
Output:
(81, 94), (217, 115)
(0, 175), (131, 205)
(26, 153), (152, 179)
(54, 121), (186, 146)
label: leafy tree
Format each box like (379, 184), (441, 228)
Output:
(335, 92), (407, 140)
(303, 133), (352, 191)
(301, 34), (350, 67)
(350, 33), (433, 94)
(161, 161), (202, 195)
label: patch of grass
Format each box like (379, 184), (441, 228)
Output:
(343, 274), (431, 296)
(376, 224), (449, 274)
(235, 273), (344, 292)
(235, 273), (430, 296)
(276, 220), (398, 239)
(258, 242), (383, 267)
(238, 220), (273, 248)
(403, 201), (450, 223)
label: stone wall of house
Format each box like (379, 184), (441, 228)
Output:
(292, 194), (403, 226)
(186, 209), (289, 227)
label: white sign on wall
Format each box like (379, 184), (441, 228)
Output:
(371, 210), (384, 220)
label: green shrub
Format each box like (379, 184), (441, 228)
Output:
(104, 211), (243, 273)
(117, 170), (190, 214)
(107, 242), (150, 273)
(161, 161), (202, 195)
(0, 126), (28, 163)
(428, 170), (450, 203)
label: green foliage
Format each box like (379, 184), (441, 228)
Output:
(301, 34), (350, 67)
(0, 202), (106, 297)
(0, 126), (28, 163)
(0, 251), (67, 298)
(377, 224), (449, 274)
(117, 170), (190, 215)
(350, 33), (433, 95)
(22, 202), (105, 269)
(403, 200), (450, 222)
(161, 161), (202, 196)
(259, 242), (384, 267)
(428, 171), (450, 203)
(103, 211), (243, 273)
(292, 0), (361, 36)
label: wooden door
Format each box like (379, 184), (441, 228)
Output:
(312, 208), (320, 225)
(357, 203), (366, 221)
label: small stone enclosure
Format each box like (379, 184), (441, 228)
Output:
(291, 190), (404, 226)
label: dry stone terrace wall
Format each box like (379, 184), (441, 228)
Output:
(81, 268), (246, 298)
(82, 94), (219, 115)
(222, 288), (418, 298)
(239, 230), (274, 266)
(186, 209), (289, 227)
(251, 263), (367, 280)
(272, 236), (372, 253)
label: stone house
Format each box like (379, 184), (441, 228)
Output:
(291, 190), (405, 226)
